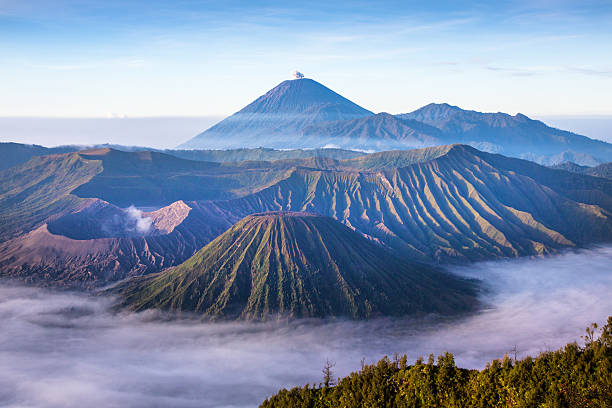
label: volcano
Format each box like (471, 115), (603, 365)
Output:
(178, 77), (373, 149)
(114, 212), (478, 320)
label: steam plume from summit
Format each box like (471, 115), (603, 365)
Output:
(125, 205), (152, 234)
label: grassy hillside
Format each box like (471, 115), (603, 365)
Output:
(205, 145), (612, 262)
(71, 148), (296, 207)
(0, 142), (366, 172)
(0, 152), (102, 241)
(261, 317), (612, 408)
(114, 212), (478, 320)
(0, 147), (295, 239)
(167, 147), (365, 163)
(0, 142), (78, 171)
(341, 144), (455, 170)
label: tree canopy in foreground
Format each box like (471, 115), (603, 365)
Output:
(261, 316), (612, 407)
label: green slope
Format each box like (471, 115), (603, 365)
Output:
(0, 142), (366, 172)
(0, 142), (78, 171)
(114, 212), (478, 320)
(71, 148), (295, 207)
(0, 152), (102, 241)
(261, 317), (612, 408)
(0, 147), (295, 240)
(341, 144), (456, 170)
(205, 145), (612, 262)
(166, 147), (365, 163)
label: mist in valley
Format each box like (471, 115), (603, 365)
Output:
(1, 246), (611, 408)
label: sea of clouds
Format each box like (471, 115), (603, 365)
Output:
(1, 245), (612, 408)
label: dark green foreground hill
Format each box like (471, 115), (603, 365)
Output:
(261, 317), (612, 408)
(113, 212), (478, 320)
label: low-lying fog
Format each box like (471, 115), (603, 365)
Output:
(2, 246), (612, 408)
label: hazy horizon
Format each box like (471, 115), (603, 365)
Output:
(1, 113), (611, 149)
(0, 116), (223, 149)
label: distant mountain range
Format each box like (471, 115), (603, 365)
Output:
(113, 212), (478, 320)
(2, 144), (611, 288)
(179, 77), (612, 165)
(550, 161), (612, 179)
(298, 112), (444, 151)
(0, 142), (365, 172)
(0, 142), (78, 171)
(398, 103), (612, 164)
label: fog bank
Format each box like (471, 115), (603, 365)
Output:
(1, 246), (612, 408)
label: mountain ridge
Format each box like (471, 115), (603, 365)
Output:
(200, 144), (612, 263)
(398, 103), (612, 163)
(0, 142), (367, 172)
(550, 161), (612, 179)
(178, 79), (612, 165)
(298, 112), (446, 151)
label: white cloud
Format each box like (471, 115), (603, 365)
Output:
(125, 205), (152, 234)
(0, 246), (611, 407)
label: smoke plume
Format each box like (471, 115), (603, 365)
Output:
(125, 205), (153, 234)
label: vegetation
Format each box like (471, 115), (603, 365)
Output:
(0, 142), (76, 171)
(70, 148), (295, 207)
(167, 147), (365, 163)
(0, 142), (366, 172)
(114, 212), (478, 320)
(0, 152), (101, 241)
(341, 144), (455, 170)
(261, 316), (612, 408)
(210, 144), (612, 263)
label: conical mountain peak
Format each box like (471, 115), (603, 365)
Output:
(114, 211), (478, 320)
(178, 78), (372, 149)
(240, 78), (370, 115)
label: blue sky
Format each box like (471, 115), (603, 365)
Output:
(1, 0), (611, 118)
